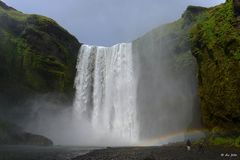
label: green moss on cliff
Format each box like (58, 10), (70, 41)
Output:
(190, 0), (240, 131)
(209, 136), (240, 147)
(201, 131), (240, 148)
(0, 1), (81, 105)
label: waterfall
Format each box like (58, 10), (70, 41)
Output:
(72, 24), (200, 146)
(74, 43), (138, 143)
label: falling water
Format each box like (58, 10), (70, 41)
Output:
(74, 43), (138, 143)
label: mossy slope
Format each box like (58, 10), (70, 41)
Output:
(0, 1), (81, 106)
(190, 0), (240, 132)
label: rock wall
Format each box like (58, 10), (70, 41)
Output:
(190, 0), (240, 132)
(0, 1), (81, 110)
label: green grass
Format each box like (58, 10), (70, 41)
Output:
(191, 0), (240, 60)
(208, 136), (240, 148)
(190, 0), (240, 131)
(0, 5), (28, 21)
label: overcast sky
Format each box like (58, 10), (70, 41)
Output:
(2, 0), (224, 46)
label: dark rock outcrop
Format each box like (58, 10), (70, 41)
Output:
(0, 120), (53, 146)
(182, 6), (207, 27)
(0, 1), (16, 10)
(1, 132), (53, 146)
(233, 0), (240, 14)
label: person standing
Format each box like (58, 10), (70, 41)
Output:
(186, 139), (192, 151)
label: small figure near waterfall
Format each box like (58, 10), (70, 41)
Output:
(198, 139), (206, 153)
(186, 139), (192, 151)
(197, 142), (205, 153)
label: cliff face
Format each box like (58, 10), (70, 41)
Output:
(0, 1), (81, 108)
(132, 6), (206, 138)
(190, 0), (240, 132)
(133, 0), (240, 136)
(0, 0), (239, 143)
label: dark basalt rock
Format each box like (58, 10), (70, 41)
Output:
(8, 132), (53, 146)
(233, 0), (240, 15)
(0, 132), (54, 146)
(0, 1), (16, 11)
(182, 6), (207, 28)
(0, 120), (53, 146)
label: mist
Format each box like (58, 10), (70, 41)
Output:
(21, 21), (202, 146)
(132, 24), (200, 140)
(23, 96), (133, 146)
(11, 15), (204, 146)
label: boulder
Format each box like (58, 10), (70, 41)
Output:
(0, 120), (53, 146)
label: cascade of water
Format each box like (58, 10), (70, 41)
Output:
(74, 43), (138, 142)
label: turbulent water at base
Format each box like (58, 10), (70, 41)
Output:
(74, 43), (138, 143)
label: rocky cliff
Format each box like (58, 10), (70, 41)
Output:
(133, 0), (240, 141)
(0, 0), (240, 146)
(190, 0), (240, 133)
(0, 1), (81, 109)
(0, 1), (80, 145)
(132, 5), (206, 138)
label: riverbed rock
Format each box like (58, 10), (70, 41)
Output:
(0, 120), (53, 146)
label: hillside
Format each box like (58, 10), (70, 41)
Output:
(0, 0), (240, 147)
(0, 1), (81, 109)
(0, 1), (80, 145)
(190, 0), (240, 132)
(132, 5), (207, 138)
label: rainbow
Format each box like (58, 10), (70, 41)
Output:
(138, 129), (207, 146)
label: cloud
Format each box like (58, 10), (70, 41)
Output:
(2, 0), (225, 46)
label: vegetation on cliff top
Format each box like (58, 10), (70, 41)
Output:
(190, 0), (240, 132)
(134, 5), (207, 73)
(0, 1), (82, 144)
(0, 1), (81, 106)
